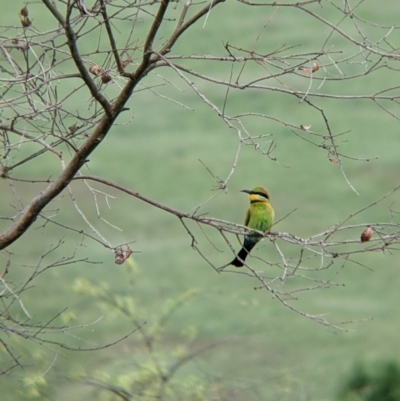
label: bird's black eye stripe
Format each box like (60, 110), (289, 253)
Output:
(253, 191), (269, 199)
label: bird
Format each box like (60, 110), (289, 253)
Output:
(230, 186), (274, 267)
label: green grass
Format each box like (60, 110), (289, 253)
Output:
(2, 1), (400, 400)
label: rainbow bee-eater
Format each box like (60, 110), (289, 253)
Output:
(231, 186), (274, 267)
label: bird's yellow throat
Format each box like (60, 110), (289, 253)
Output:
(249, 193), (268, 203)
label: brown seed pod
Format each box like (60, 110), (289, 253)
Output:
(89, 65), (101, 76)
(21, 17), (31, 28)
(101, 72), (112, 83)
(311, 62), (319, 72)
(68, 124), (77, 133)
(20, 6), (29, 17)
(360, 225), (373, 243)
(299, 62), (320, 75)
(114, 246), (132, 265)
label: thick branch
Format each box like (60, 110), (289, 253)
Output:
(0, 0), (181, 250)
(0, 114), (116, 250)
(143, 0), (170, 61)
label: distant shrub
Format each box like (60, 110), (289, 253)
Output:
(338, 360), (400, 401)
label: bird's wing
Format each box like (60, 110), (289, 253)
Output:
(244, 208), (250, 227)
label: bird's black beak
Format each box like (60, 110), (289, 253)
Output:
(240, 189), (252, 194)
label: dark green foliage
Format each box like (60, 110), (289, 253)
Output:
(338, 361), (400, 401)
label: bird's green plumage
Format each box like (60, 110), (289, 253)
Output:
(231, 186), (274, 267)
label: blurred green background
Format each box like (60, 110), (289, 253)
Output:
(2, 1), (400, 400)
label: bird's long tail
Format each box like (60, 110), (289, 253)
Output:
(231, 238), (257, 267)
